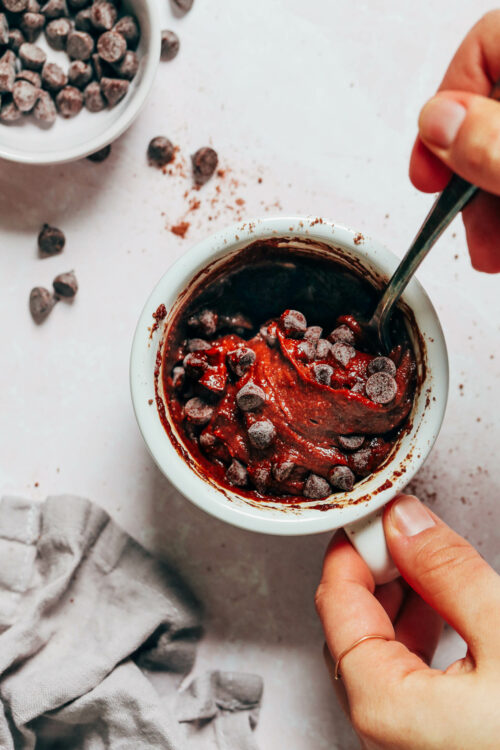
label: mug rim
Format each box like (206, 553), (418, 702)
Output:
(130, 216), (449, 535)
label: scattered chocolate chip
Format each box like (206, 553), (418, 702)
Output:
(29, 286), (55, 323)
(9, 29), (26, 53)
(41, 61), (68, 92)
(247, 419), (276, 450)
(68, 59), (93, 88)
(19, 41), (46, 70)
(315, 339), (332, 360)
(100, 76), (128, 106)
(53, 270), (78, 298)
(260, 324), (278, 347)
(236, 382), (265, 412)
(227, 347), (255, 378)
(83, 80), (105, 111)
(313, 363), (333, 386)
(160, 29), (179, 61)
(187, 337), (211, 352)
(280, 309), (307, 338)
(3, 0), (28, 12)
(331, 341), (355, 367)
(0, 14), (8, 47)
(329, 465), (355, 491)
(172, 0), (194, 13)
(338, 434), (365, 451)
(147, 136), (175, 167)
(225, 459), (248, 487)
(197, 309), (217, 336)
(184, 396), (213, 426)
(297, 340), (316, 362)
(304, 325), (322, 343)
(44, 18), (71, 50)
(272, 460), (294, 482)
(0, 62), (15, 93)
(41, 0), (67, 19)
(172, 366), (185, 389)
(0, 100), (21, 121)
(90, 1), (117, 31)
(33, 88), (56, 123)
(38, 223), (65, 256)
(97, 29), (126, 63)
(20, 12), (45, 43)
(191, 146), (218, 186)
(183, 352), (207, 379)
(74, 8), (93, 32)
(303, 473), (330, 499)
(199, 430), (216, 449)
(66, 30), (94, 59)
(87, 144), (111, 162)
(253, 465), (271, 493)
(28, 0), (41, 12)
(350, 447), (372, 475)
(56, 84), (83, 116)
(365, 372), (397, 404)
(329, 324), (355, 345)
(367, 356), (397, 377)
(12, 79), (39, 111)
(113, 49), (138, 79)
(16, 69), (41, 86)
(114, 16), (139, 47)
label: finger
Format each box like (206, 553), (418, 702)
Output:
(417, 91), (500, 196)
(323, 643), (350, 718)
(384, 495), (500, 661)
(394, 590), (443, 666)
(374, 578), (406, 623)
(316, 532), (428, 697)
(409, 137), (452, 193)
(462, 191), (500, 272)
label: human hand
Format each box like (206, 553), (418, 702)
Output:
(409, 11), (500, 272)
(315, 494), (500, 749)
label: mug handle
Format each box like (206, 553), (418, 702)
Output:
(344, 507), (400, 585)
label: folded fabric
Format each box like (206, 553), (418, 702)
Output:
(0, 495), (263, 749)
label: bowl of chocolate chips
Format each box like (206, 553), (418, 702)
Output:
(0, 0), (160, 163)
(131, 217), (448, 582)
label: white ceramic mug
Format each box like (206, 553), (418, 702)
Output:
(130, 217), (449, 584)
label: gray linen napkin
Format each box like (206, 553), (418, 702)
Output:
(0, 495), (263, 749)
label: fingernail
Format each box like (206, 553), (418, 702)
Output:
(390, 495), (435, 537)
(419, 97), (466, 149)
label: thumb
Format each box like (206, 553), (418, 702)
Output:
(417, 90), (500, 196)
(384, 494), (500, 660)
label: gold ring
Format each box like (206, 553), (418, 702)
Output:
(334, 635), (392, 680)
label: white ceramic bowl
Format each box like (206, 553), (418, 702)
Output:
(0, 0), (160, 165)
(130, 217), (449, 577)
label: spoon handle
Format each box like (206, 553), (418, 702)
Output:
(372, 173), (478, 350)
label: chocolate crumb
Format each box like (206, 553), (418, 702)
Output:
(30, 286), (56, 323)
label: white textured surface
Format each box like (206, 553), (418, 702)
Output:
(0, 1), (498, 748)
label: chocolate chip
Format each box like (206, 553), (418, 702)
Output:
(350, 380), (364, 394)
(338, 435), (365, 451)
(67, 30), (94, 59)
(86, 144), (111, 162)
(236, 382), (265, 412)
(172, 366), (184, 389)
(329, 465), (355, 491)
(350, 447), (372, 475)
(41, 0), (68, 19)
(0, 100), (21, 121)
(114, 16), (139, 48)
(247, 419), (275, 449)
(56, 85), (83, 117)
(113, 49), (137, 79)
(297, 340), (316, 362)
(191, 146), (218, 186)
(183, 352), (207, 379)
(38, 223), (65, 256)
(197, 309), (217, 336)
(68, 60), (93, 88)
(367, 356), (397, 377)
(28, 0), (41, 11)
(53, 270), (78, 298)
(253, 465), (271, 493)
(0, 15), (7, 47)
(97, 29), (126, 63)
(184, 396), (213, 426)
(331, 341), (355, 367)
(83, 80), (105, 112)
(280, 309), (307, 338)
(100, 76), (128, 106)
(33, 89), (56, 124)
(44, 18), (71, 50)
(329, 324), (355, 345)
(160, 29), (179, 61)
(219, 312), (252, 333)
(9, 29), (26, 53)
(272, 460), (294, 482)
(30, 287), (56, 323)
(3, 0), (28, 12)
(315, 339), (332, 360)
(1, 50), (17, 68)
(304, 325), (322, 343)
(225, 459), (248, 487)
(147, 135), (175, 167)
(186, 338), (211, 352)
(365, 372), (397, 405)
(16, 69), (42, 87)
(313, 363), (333, 386)
(90, 1), (117, 31)
(0, 63), (15, 93)
(75, 8), (93, 32)
(41, 61), (68, 92)
(12, 79), (39, 111)
(172, 0), (194, 13)
(260, 325), (277, 347)
(303, 473), (331, 499)
(20, 12), (45, 43)
(227, 347), (256, 378)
